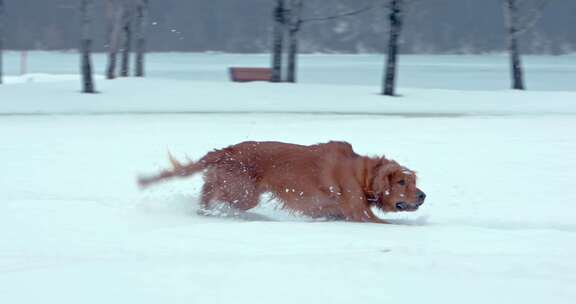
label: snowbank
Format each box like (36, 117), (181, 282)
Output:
(1, 77), (575, 115)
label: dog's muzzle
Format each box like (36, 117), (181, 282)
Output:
(396, 190), (426, 211)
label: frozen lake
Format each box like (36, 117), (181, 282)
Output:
(2, 51), (575, 91)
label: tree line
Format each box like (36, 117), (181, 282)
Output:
(0, 0), (563, 96)
(80, 0), (148, 93)
(269, 0), (554, 96)
(1, 0), (573, 54)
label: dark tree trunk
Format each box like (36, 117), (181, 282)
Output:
(286, 0), (302, 83)
(508, 34), (525, 90)
(134, 0), (148, 77)
(271, 0), (285, 83)
(106, 1), (124, 79)
(81, 39), (95, 93)
(120, 11), (132, 77)
(504, 0), (525, 90)
(383, 0), (403, 96)
(0, 0), (4, 85)
(286, 29), (299, 83)
(106, 51), (117, 79)
(80, 0), (96, 93)
(135, 38), (145, 77)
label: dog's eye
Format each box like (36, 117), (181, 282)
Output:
(398, 180), (406, 186)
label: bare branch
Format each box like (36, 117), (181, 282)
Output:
(301, 0), (382, 24)
(516, 0), (552, 33)
(286, 0), (304, 32)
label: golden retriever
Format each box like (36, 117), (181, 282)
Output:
(138, 141), (426, 223)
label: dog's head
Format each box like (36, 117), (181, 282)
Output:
(367, 160), (426, 212)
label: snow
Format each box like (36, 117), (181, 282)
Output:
(1, 77), (575, 115)
(1, 52), (576, 303)
(3, 73), (106, 85)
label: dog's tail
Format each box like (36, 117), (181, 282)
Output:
(137, 152), (206, 189)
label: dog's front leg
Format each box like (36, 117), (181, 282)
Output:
(339, 184), (388, 224)
(348, 206), (388, 224)
(359, 209), (389, 224)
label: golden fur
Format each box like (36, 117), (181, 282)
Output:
(138, 141), (426, 223)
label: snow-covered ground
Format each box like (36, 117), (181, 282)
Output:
(1, 53), (576, 303)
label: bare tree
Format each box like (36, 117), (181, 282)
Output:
(382, 0), (404, 96)
(271, 0), (286, 82)
(80, 0), (96, 93)
(504, 0), (524, 90)
(0, 0), (4, 85)
(284, 1), (377, 83)
(503, 0), (551, 90)
(286, 0), (303, 83)
(134, 0), (148, 77)
(105, 0), (125, 79)
(120, 6), (133, 77)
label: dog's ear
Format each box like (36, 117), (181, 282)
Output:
(371, 160), (400, 193)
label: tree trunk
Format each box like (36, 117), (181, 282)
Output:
(120, 11), (132, 77)
(504, 0), (525, 90)
(383, 0), (403, 96)
(287, 29), (299, 83)
(508, 33), (525, 90)
(286, 0), (302, 83)
(107, 52), (117, 79)
(271, 0), (285, 83)
(80, 0), (96, 93)
(0, 0), (4, 85)
(134, 0), (148, 77)
(106, 1), (124, 79)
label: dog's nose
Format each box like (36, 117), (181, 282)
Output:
(418, 190), (426, 202)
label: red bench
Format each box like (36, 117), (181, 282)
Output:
(229, 67), (272, 82)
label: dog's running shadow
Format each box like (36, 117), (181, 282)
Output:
(196, 209), (324, 223)
(196, 208), (279, 222)
(385, 217), (430, 226)
(196, 206), (430, 225)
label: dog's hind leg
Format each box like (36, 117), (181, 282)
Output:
(199, 181), (217, 210)
(199, 168), (260, 213)
(199, 169), (221, 211)
(218, 176), (260, 211)
(228, 182), (260, 211)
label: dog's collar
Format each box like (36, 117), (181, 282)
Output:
(363, 158), (378, 197)
(363, 158), (383, 193)
(363, 158), (370, 193)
